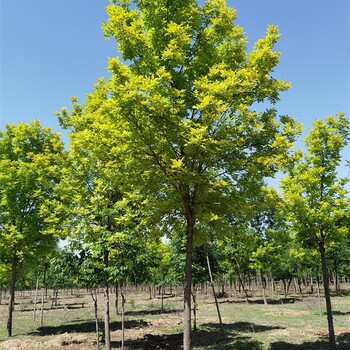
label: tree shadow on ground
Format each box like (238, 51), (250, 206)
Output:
(18, 302), (87, 312)
(219, 297), (299, 305)
(124, 321), (278, 349)
(124, 332), (182, 350)
(269, 340), (328, 350)
(337, 333), (350, 348)
(269, 332), (350, 350)
(125, 308), (182, 316)
(124, 331), (263, 350)
(202, 321), (284, 333)
(28, 319), (148, 336)
(330, 310), (350, 315)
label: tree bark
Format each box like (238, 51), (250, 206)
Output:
(103, 250), (111, 350)
(115, 284), (119, 316)
(7, 253), (18, 337)
(319, 240), (336, 350)
(206, 253), (224, 334)
(33, 276), (39, 321)
(161, 284), (164, 312)
(43, 264), (48, 300)
(191, 287), (197, 335)
(233, 256), (250, 303)
(316, 277), (322, 316)
(91, 288), (99, 349)
(183, 208), (195, 350)
(40, 287), (45, 327)
(121, 287), (126, 350)
(261, 274), (268, 305)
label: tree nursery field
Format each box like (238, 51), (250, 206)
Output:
(1, 286), (350, 350)
(1, 1), (349, 350)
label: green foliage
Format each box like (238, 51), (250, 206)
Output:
(59, 0), (301, 242)
(46, 248), (80, 289)
(0, 120), (65, 272)
(77, 252), (104, 288)
(107, 234), (163, 285)
(281, 113), (350, 249)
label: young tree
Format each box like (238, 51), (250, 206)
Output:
(46, 248), (80, 304)
(0, 120), (65, 337)
(56, 102), (150, 350)
(280, 113), (350, 350)
(59, 1), (300, 348)
(78, 251), (105, 349)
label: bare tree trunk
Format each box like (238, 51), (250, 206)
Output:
(91, 288), (99, 349)
(121, 287), (126, 350)
(55, 289), (58, 306)
(286, 276), (293, 297)
(40, 287), (45, 327)
(319, 240), (336, 350)
(161, 284), (164, 312)
(316, 277), (322, 316)
(43, 264), (48, 300)
(33, 276), (39, 321)
(206, 254), (224, 334)
(310, 273), (314, 293)
(233, 257), (249, 303)
(183, 210), (194, 350)
(333, 269), (340, 294)
(261, 274), (268, 305)
(115, 284), (119, 316)
(191, 287), (197, 335)
(7, 254), (18, 337)
(103, 250), (111, 350)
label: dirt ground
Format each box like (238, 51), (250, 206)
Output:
(1, 288), (350, 350)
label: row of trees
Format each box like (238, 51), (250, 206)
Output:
(6, 224), (350, 303)
(1, 1), (349, 349)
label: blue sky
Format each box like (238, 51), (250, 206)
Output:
(1, 0), (349, 175)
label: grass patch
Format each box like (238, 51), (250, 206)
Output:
(0, 289), (350, 349)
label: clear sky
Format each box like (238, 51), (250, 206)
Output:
(1, 0), (349, 173)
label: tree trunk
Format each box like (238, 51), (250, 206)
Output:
(43, 264), (48, 300)
(221, 274), (225, 296)
(192, 287), (197, 335)
(33, 276), (39, 321)
(286, 276), (293, 298)
(319, 241), (336, 350)
(115, 284), (119, 316)
(332, 269), (340, 294)
(91, 288), (99, 349)
(233, 257), (249, 303)
(261, 274), (267, 305)
(40, 287), (45, 327)
(55, 289), (58, 306)
(7, 254), (18, 337)
(271, 278), (274, 299)
(103, 250), (111, 350)
(206, 253), (224, 334)
(161, 284), (164, 312)
(316, 277), (322, 316)
(183, 209), (195, 350)
(121, 287), (126, 350)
